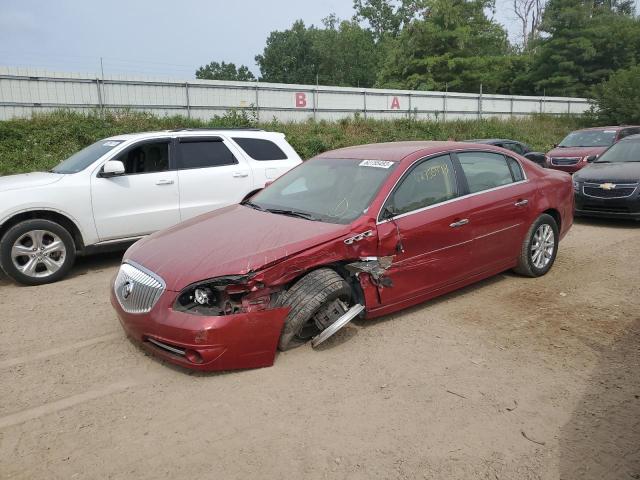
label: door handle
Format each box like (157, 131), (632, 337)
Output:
(155, 179), (174, 185)
(515, 199), (529, 207)
(449, 218), (469, 228)
(232, 172), (249, 178)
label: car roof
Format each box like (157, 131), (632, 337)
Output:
(104, 128), (283, 142)
(463, 138), (522, 144)
(314, 141), (495, 162)
(575, 126), (640, 132)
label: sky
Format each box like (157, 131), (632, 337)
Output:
(0, 0), (636, 79)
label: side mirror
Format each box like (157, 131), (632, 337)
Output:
(100, 160), (125, 178)
(524, 152), (547, 167)
(553, 143), (558, 148)
(586, 155), (598, 163)
(264, 180), (274, 187)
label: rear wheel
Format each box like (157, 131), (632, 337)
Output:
(0, 219), (76, 285)
(277, 268), (353, 351)
(514, 213), (559, 277)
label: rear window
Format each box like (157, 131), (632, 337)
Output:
(232, 137), (287, 161)
(178, 139), (237, 169)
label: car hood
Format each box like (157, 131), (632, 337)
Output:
(0, 172), (65, 192)
(574, 162), (640, 183)
(124, 204), (351, 291)
(547, 146), (607, 158)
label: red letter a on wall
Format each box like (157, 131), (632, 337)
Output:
(390, 96), (400, 109)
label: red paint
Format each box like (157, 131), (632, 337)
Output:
(114, 141), (574, 372)
(295, 92), (307, 108)
(546, 126), (640, 173)
(390, 96), (400, 109)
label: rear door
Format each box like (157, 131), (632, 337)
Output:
(91, 138), (180, 240)
(176, 136), (252, 220)
(231, 136), (299, 186)
(376, 154), (473, 306)
(455, 151), (534, 274)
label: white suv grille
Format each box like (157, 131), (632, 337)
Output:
(114, 262), (165, 314)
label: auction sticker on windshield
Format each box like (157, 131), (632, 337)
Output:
(359, 160), (394, 168)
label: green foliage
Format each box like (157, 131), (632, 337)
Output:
(255, 18), (378, 87)
(375, 0), (511, 92)
(590, 65), (640, 124)
(0, 110), (589, 175)
(352, 0), (429, 40)
(523, 0), (640, 96)
(195, 61), (256, 81)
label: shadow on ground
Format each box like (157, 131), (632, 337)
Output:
(559, 317), (640, 479)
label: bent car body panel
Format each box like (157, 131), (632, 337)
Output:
(111, 288), (289, 371)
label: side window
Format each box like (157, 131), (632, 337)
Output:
(506, 157), (525, 182)
(618, 128), (640, 140)
(458, 152), (515, 194)
(178, 139), (237, 169)
(503, 143), (525, 155)
(115, 141), (169, 175)
(388, 155), (458, 216)
(232, 137), (288, 160)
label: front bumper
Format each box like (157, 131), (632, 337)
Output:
(111, 288), (289, 371)
(575, 191), (640, 220)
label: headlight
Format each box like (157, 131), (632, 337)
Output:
(573, 179), (580, 193)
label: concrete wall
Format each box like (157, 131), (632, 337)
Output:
(0, 66), (590, 122)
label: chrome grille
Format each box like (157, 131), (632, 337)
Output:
(551, 157), (581, 166)
(583, 183), (638, 199)
(114, 262), (165, 314)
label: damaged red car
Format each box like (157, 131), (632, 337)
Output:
(111, 141), (574, 371)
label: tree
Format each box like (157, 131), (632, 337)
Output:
(591, 65), (640, 123)
(255, 18), (378, 87)
(195, 61), (255, 81)
(520, 0), (640, 96)
(512, 0), (547, 49)
(377, 0), (511, 92)
(352, 0), (429, 40)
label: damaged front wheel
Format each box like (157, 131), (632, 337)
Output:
(277, 268), (353, 351)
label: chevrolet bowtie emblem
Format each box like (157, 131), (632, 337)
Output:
(599, 183), (616, 190)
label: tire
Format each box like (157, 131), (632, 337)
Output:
(513, 213), (559, 278)
(0, 219), (76, 285)
(277, 268), (352, 351)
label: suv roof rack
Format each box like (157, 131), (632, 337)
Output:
(168, 127), (264, 132)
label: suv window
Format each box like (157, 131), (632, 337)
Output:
(458, 152), (515, 193)
(178, 138), (237, 169)
(232, 137), (287, 160)
(115, 141), (170, 175)
(388, 155), (458, 216)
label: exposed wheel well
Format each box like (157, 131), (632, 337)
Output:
(0, 211), (84, 252)
(542, 208), (561, 231)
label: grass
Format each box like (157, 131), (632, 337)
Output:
(0, 109), (591, 175)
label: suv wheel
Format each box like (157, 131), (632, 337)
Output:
(0, 219), (76, 285)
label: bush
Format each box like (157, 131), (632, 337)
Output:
(590, 66), (640, 124)
(0, 110), (590, 175)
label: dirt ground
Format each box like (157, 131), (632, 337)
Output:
(1, 218), (639, 480)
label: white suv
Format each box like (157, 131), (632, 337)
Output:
(0, 129), (302, 285)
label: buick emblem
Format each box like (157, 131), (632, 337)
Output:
(122, 280), (134, 300)
(599, 183), (616, 190)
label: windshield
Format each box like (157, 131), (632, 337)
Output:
(249, 158), (398, 224)
(51, 139), (125, 174)
(558, 130), (616, 148)
(596, 140), (640, 163)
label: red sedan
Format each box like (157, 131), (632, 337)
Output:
(111, 141), (574, 371)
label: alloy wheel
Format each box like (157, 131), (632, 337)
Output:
(530, 224), (555, 269)
(10, 229), (67, 279)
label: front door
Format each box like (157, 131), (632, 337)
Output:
(91, 139), (180, 241)
(376, 154), (473, 306)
